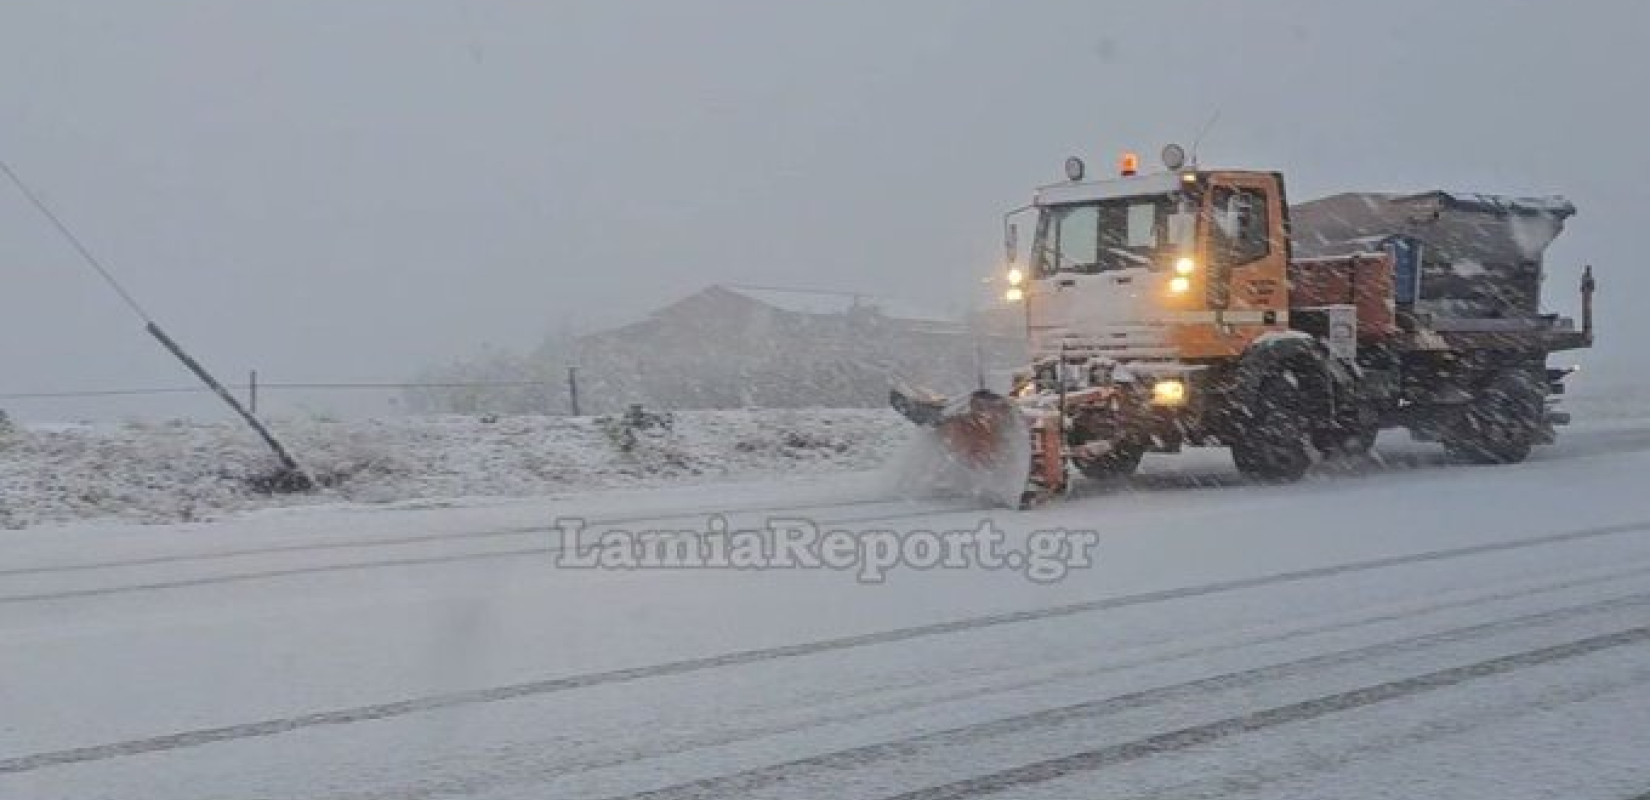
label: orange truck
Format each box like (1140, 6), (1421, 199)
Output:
(893, 145), (1597, 507)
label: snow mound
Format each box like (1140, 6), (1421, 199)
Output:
(0, 410), (910, 529)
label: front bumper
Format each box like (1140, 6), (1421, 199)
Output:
(1014, 361), (1216, 454)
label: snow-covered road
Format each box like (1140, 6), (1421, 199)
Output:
(4, 423), (1650, 799)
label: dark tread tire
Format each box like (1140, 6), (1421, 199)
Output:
(1313, 426), (1378, 458)
(1443, 370), (1543, 465)
(1231, 372), (1313, 482)
(1074, 444), (1145, 481)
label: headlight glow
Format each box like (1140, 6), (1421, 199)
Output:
(1007, 267), (1025, 287)
(1152, 379), (1187, 406)
(1174, 257), (1196, 275)
(1005, 286), (1025, 302)
(1169, 276), (1191, 294)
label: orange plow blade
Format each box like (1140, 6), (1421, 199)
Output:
(889, 388), (1038, 508)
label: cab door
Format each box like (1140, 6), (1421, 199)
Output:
(1170, 171), (1291, 359)
(1204, 171), (1290, 328)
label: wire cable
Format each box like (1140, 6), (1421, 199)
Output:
(0, 157), (154, 322)
(0, 380), (564, 401)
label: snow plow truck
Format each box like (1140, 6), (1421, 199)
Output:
(893, 145), (1598, 508)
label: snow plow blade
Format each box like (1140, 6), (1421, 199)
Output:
(889, 386), (1034, 508)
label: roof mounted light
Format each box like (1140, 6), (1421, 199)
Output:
(1064, 157), (1086, 182)
(1161, 143), (1187, 171)
(1119, 152), (1139, 176)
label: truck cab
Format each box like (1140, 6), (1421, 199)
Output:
(1024, 167), (1292, 365)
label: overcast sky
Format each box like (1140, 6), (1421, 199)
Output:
(2, 1), (1646, 419)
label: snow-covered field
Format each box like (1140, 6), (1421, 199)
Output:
(2, 405), (1649, 799)
(0, 409), (906, 529)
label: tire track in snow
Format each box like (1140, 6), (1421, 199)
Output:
(1129, 666), (1650, 800)
(0, 497), (970, 579)
(322, 561), (1650, 800)
(0, 503), (975, 605)
(882, 626), (1650, 800)
(4, 515), (1648, 608)
(2, 523), (1647, 775)
(601, 593), (1650, 800)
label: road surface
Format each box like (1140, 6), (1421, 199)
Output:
(4, 422), (1650, 799)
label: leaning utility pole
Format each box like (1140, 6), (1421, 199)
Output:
(144, 324), (308, 489)
(1, 158), (313, 491)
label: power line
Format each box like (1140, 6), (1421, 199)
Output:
(0, 379), (565, 401)
(0, 158), (154, 322)
(268, 380), (561, 390)
(0, 387), (205, 401)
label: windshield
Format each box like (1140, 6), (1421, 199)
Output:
(1035, 193), (1196, 275)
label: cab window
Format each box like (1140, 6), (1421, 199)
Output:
(1049, 204), (1099, 274)
(1211, 186), (1271, 265)
(1036, 195), (1194, 275)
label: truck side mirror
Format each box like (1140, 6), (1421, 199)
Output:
(1006, 223), (1019, 264)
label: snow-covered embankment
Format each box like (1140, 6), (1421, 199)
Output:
(0, 409), (909, 528)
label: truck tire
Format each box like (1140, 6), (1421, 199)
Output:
(1231, 372), (1313, 481)
(1074, 442), (1145, 481)
(1313, 425), (1378, 458)
(1443, 370), (1544, 465)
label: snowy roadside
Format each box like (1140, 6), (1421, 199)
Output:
(0, 409), (909, 529)
(2, 382), (1644, 532)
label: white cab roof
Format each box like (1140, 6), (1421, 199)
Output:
(1034, 171), (1187, 206)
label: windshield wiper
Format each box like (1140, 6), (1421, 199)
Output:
(1103, 247), (1152, 266)
(1032, 242), (1089, 274)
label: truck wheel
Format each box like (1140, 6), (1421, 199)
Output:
(1443, 371), (1543, 465)
(1231, 373), (1313, 482)
(1313, 426), (1378, 458)
(1074, 442), (1145, 481)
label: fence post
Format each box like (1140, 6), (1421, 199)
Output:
(249, 369), (259, 415)
(567, 366), (581, 416)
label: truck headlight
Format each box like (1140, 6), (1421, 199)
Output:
(1168, 276), (1191, 294)
(1174, 257), (1196, 275)
(1152, 379), (1187, 406)
(1007, 267), (1025, 286)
